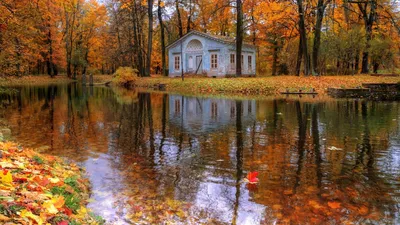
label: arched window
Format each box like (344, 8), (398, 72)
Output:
(186, 39), (203, 52)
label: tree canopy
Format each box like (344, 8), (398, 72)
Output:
(0, 0), (399, 77)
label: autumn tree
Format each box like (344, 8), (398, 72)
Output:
(312, 0), (331, 75)
(158, 0), (167, 76)
(236, 0), (243, 77)
(146, 0), (154, 77)
(348, 0), (377, 74)
(296, 0), (310, 76)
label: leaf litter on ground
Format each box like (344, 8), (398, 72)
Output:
(0, 141), (105, 225)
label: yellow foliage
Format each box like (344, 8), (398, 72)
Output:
(112, 67), (139, 87)
(0, 170), (13, 185)
(20, 209), (44, 225)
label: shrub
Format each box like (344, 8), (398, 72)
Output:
(112, 67), (138, 87)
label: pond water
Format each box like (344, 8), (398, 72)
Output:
(0, 83), (399, 224)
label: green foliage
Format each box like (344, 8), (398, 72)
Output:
(71, 48), (88, 69)
(64, 194), (81, 212)
(320, 27), (366, 74)
(88, 212), (106, 225)
(50, 186), (81, 212)
(9, 204), (25, 214)
(0, 87), (18, 95)
(68, 220), (82, 225)
(64, 176), (81, 193)
(112, 67), (139, 87)
(0, 204), (8, 216)
(370, 37), (394, 69)
(87, 67), (100, 75)
(32, 155), (44, 164)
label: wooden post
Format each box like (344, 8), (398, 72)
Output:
(89, 74), (93, 86)
(82, 73), (86, 85)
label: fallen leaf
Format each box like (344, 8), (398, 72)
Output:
(0, 214), (10, 221)
(244, 171), (259, 184)
(0, 169), (13, 185)
(358, 205), (369, 215)
(309, 200), (322, 209)
(42, 200), (58, 214)
(328, 201), (341, 209)
(20, 209), (43, 225)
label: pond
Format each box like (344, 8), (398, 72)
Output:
(0, 83), (399, 224)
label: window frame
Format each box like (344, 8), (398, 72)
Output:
(211, 53), (218, 70)
(230, 53), (235, 70)
(248, 55), (252, 71)
(174, 55), (180, 71)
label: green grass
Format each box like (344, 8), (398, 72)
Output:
(32, 155), (44, 164)
(50, 186), (81, 212)
(64, 176), (81, 193)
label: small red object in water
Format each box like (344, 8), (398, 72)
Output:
(246, 171), (259, 184)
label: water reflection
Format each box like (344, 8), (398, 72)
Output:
(0, 84), (399, 224)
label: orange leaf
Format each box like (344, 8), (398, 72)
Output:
(328, 201), (341, 209)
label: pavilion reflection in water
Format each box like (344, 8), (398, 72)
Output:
(168, 95), (256, 133)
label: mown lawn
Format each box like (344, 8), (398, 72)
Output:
(135, 75), (400, 96)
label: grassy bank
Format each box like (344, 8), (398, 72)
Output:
(135, 75), (400, 96)
(0, 141), (104, 225)
(0, 75), (74, 86)
(0, 75), (115, 86)
(1, 74), (399, 97)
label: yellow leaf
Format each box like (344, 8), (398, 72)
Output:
(0, 142), (15, 151)
(42, 200), (58, 214)
(0, 170), (13, 185)
(74, 206), (88, 219)
(20, 209), (43, 225)
(52, 196), (65, 209)
(78, 206), (87, 214)
(49, 177), (60, 183)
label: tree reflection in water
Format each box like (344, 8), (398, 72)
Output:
(0, 84), (399, 224)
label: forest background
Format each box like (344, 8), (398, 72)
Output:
(0, 0), (399, 78)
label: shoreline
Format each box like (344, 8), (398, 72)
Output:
(0, 135), (104, 224)
(0, 75), (399, 98)
(134, 75), (400, 97)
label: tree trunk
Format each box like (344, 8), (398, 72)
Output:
(236, 0), (243, 77)
(175, 0), (183, 37)
(82, 48), (89, 75)
(158, 0), (167, 76)
(297, 0), (310, 76)
(296, 36), (303, 76)
(186, 0), (192, 33)
(47, 28), (55, 77)
(271, 38), (278, 76)
(373, 61), (379, 74)
(132, 3), (145, 76)
(355, 54), (359, 74)
(15, 38), (22, 77)
(361, 24), (372, 74)
(312, 0), (328, 75)
(354, 0), (377, 74)
(146, 0), (153, 77)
